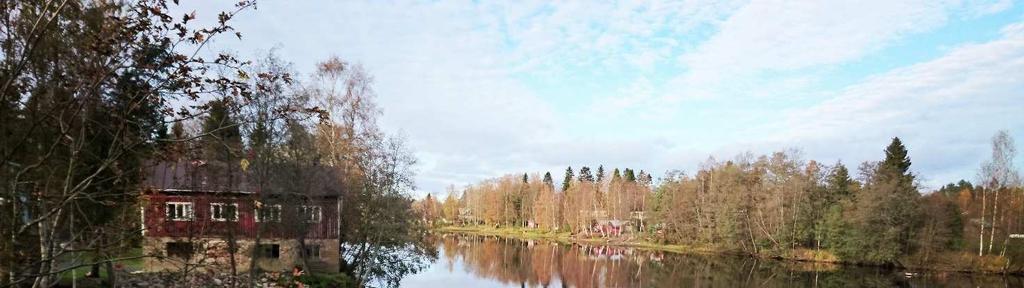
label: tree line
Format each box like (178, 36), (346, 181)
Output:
(1, 1), (429, 287)
(417, 133), (1022, 267)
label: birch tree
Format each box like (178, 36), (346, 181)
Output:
(978, 130), (1020, 256)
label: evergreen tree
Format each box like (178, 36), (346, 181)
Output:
(843, 137), (922, 264)
(523, 173), (529, 184)
(881, 137), (913, 181)
(579, 166), (594, 182)
(826, 161), (854, 203)
(597, 165), (605, 183)
(202, 99), (243, 157)
(202, 99), (244, 189)
(543, 172), (554, 188)
(624, 168), (636, 182)
(562, 166), (575, 192)
(612, 168), (622, 182)
(937, 180), (973, 197)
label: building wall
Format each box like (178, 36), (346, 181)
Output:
(142, 193), (340, 239)
(142, 237), (341, 273)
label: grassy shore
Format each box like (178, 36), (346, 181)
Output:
(56, 248), (145, 286)
(434, 225), (720, 255)
(434, 225), (1018, 275)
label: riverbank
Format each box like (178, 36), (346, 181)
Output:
(434, 225), (1017, 275)
(435, 225), (721, 255)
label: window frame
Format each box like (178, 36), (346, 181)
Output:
(303, 245), (321, 259)
(165, 202), (194, 221)
(257, 244), (280, 259)
(165, 242), (194, 258)
(301, 205), (322, 223)
(210, 202), (239, 222)
(255, 204), (282, 223)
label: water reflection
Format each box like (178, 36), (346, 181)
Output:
(401, 234), (1024, 287)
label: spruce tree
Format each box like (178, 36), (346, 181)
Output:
(881, 137), (913, 182)
(202, 99), (243, 189)
(844, 137), (922, 264)
(597, 165), (605, 183)
(624, 168), (636, 182)
(880, 137), (921, 256)
(562, 166), (575, 192)
(826, 161), (853, 203)
(579, 166), (594, 182)
(543, 172), (554, 188)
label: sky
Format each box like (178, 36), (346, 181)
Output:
(178, 0), (1024, 197)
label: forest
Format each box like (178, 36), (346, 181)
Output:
(0, 1), (430, 287)
(417, 133), (1023, 269)
(3, 0), (1022, 287)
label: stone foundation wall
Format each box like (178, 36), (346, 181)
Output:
(142, 237), (340, 273)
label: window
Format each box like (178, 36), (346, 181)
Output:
(255, 204), (282, 222)
(165, 202), (193, 221)
(301, 205), (322, 223)
(257, 244), (280, 258)
(303, 245), (320, 259)
(165, 242), (194, 258)
(210, 203), (238, 221)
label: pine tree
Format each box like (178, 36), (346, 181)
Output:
(597, 165), (605, 183)
(624, 168), (636, 182)
(612, 168), (622, 182)
(543, 172), (554, 188)
(579, 166), (594, 182)
(562, 166), (575, 192)
(826, 161), (853, 203)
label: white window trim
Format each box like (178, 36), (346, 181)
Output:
(140, 207), (146, 236)
(254, 204), (282, 223)
(166, 202), (194, 221)
(210, 203), (239, 222)
(302, 205), (322, 223)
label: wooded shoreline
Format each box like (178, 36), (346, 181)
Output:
(434, 225), (1024, 276)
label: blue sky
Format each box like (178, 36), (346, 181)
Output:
(180, 1), (1024, 197)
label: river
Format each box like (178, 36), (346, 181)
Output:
(399, 234), (1024, 287)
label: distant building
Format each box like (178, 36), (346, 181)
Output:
(458, 208), (479, 224)
(140, 160), (342, 273)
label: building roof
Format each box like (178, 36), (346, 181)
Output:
(144, 159), (257, 193)
(143, 159), (344, 198)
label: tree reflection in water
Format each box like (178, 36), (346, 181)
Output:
(402, 234), (1024, 287)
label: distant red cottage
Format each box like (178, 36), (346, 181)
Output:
(140, 160), (342, 273)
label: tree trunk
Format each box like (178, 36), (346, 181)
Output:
(228, 235), (237, 288)
(980, 189), (987, 256)
(34, 219), (50, 288)
(105, 259), (117, 287)
(989, 188), (999, 254)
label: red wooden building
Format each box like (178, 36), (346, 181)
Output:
(140, 160), (342, 272)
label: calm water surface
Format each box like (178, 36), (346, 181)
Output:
(400, 234), (1024, 287)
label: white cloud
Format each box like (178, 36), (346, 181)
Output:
(684, 1), (949, 73)
(169, 1), (1024, 195)
(767, 20), (1024, 187)
(966, 0), (1014, 17)
(487, 0), (744, 75)
(663, 0), (1014, 104)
